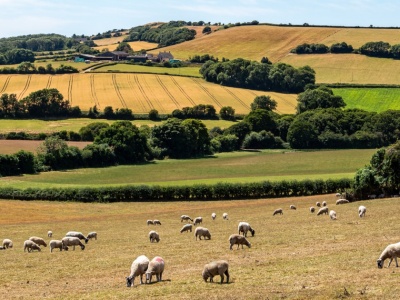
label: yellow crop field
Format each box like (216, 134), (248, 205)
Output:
(94, 41), (159, 52)
(0, 74), (297, 114)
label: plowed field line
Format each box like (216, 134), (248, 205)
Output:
(156, 75), (180, 109)
(128, 75), (146, 111)
(191, 78), (222, 108)
(45, 75), (52, 89)
(90, 74), (100, 108)
(142, 76), (164, 112)
(169, 76), (196, 106)
(133, 75), (153, 110)
(0, 76), (12, 93)
(222, 86), (250, 109)
(68, 75), (73, 103)
(112, 74), (127, 108)
(18, 75), (31, 100)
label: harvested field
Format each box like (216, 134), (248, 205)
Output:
(0, 140), (90, 154)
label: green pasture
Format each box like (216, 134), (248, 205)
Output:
(0, 149), (375, 189)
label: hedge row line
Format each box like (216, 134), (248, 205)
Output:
(0, 178), (352, 202)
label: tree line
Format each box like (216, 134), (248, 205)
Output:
(0, 62), (78, 74)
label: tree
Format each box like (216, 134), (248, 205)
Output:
(219, 106), (235, 120)
(202, 26), (212, 34)
(244, 109), (277, 133)
(148, 109), (159, 121)
(103, 106), (115, 119)
(79, 122), (109, 141)
(114, 42), (133, 53)
(5, 48), (35, 64)
(250, 95), (277, 111)
(287, 120), (319, 149)
(224, 121), (251, 149)
(296, 86), (346, 113)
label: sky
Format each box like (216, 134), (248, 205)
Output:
(0, 0), (399, 38)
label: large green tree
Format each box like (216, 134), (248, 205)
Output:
(296, 86), (346, 113)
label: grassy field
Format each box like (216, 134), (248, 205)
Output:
(0, 195), (399, 299)
(0, 149), (375, 189)
(0, 140), (90, 154)
(93, 64), (202, 77)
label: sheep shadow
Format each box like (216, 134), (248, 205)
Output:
(145, 279), (171, 285)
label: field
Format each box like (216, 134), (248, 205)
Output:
(0, 140), (90, 154)
(93, 41), (159, 52)
(1, 195), (399, 299)
(93, 64), (202, 77)
(1, 61), (90, 72)
(0, 149), (375, 189)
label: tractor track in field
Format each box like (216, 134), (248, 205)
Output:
(90, 74), (100, 108)
(0, 76), (12, 94)
(18, 75), (31, 99)
(132, 75), (153, 111)
(112, 74), (127, 108)
(191, 78), (222, 108)
(142, 76), (164, 112)
(67, 75), (73, 103)
(128, 75), (146, 112)
(222, 86), (250, 109)
(45, 75), (52, 89)
(156, 75), (180, 109)
(169, 76), (196, 106)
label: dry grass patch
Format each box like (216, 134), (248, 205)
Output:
(0, 140), (90, 154)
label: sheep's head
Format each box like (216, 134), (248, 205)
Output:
(247, 241), (252, 248)
(80, 245), (85, 250)
(126, 276), (133, 287)
(250, 228), (255, 237)
(202, 270), (210, 282)
(84, 238), (89, 244)
(63, 245), (69, 251)
(377, 259), (384, 269)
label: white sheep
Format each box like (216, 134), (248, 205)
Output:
(195, 227), (211, 240)
(126, 255), (150, 286)
(149, 230), (160, 243)
(87, 232), (97, 240)
(49, 240), (68, 252)
(290, 205), (296, 210)
(23, 240), (41, 252)
(335, 193), (342, 197)
(0, 246), (5, 250)
(273, 208), (283, 216)
(180, 224), (193, 233)
(146, 256), (165, 284)
(317, 207), (329, 216)
(222, 213), (229, 220)
(47, 231), (53, 238)
(377, 242), (400, 268)
(358, 205), (367, 218)
(310, 207), (315, 213)
(211, 213), (216, 220)
(336, 198), (350, 205)
(66, 231), (89, 244)
(62, 237), (85, 251)
(316, 202), (321, 207)
(29, 236), (47, 248)
(147, 220), (154, 226)
(229, 234), (251, 250)
(202, 260), (229, 284)
(181, 215), (193, 223)
(322, 201), (327, 207)
(153, 220), (162, 225)
(238, 222), (255, 237)
(329, 210), (337, 220)
(2, 238), (13, 249)
(193, 217), (203, 226)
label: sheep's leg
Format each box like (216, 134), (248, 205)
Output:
(395, 257), (399, 267)
(220, 274), (224, 284)
(160, 271), (163, 281)
(225, 270), (229, 283)
(388, 258), (393, 267)
(230, 244), (233, 250)
(210, 276), (213, 282)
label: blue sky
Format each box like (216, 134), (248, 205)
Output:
(0, 0), (399, 38)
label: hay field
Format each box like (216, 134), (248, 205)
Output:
(0, 195), (399, 299)
(0, 140), (90, 154)
(93, 64), (201, 77)
(0, 74), (297, 114)
(93, 41), (158, 52)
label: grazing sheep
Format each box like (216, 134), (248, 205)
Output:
(238, 222), (255, 237)
(47, 231), (53, 238)
(66, 231), (89, 244)
(202, 260), (229, 284)
(335, 193), (342, 197)
(222, 213), (229, 220)
(180, 224), (193, 233)
(290, 205), (296, 210)
(62, 237), (85, 251)
(146, 256), (165, 284)
(377, 242), (400, 268)
(181, 215), (193, 223)
(359, 205), (367, 218)
(2, 239), (13, 249)
(310, 207), (315, 213)
(193, 217), (203, 226)
(211, 213), (216, 220)
(317, 207), (329, 216)
(149, 230), (160, 243)
(329, 210), (337, 220)
(153, 220), (162, 225)
(316, 202), (321, 207)
(195, 227), (211, 240)
(147, 220), (154, 226)
(49, 240), (68, 252)
(229, 234), (251, 250)
(126, 255), (150, 286)
(336, 198), (350, 205)
(29, 236), (47, 248)
(322, 201), (327, 207)
(23, 240), (41, 252)
(87, 232), (97, 240)
(273, 208), (283, 216)
(0, 246), (5, 250)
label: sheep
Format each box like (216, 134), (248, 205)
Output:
(66, 231), (89, 244)
(310, 207), (315, 213)
(87, 232), (97, 240)
(316, 202), (321, 207)
(222, 213), (229, 220)
(149, 230), (160, 243)
(211, 212), (216, 220)
(126, 255), (150, 286)
(322, 201), (327, 207)
(238, 222), (255, 237)
(0, 246), (5, 250)
(202, 260), (229, 284)
(329, 210), (337, 220)
(290, 205), (296, 210)
(336, 198), (350, 205)
(153, 220), (162, 225)
(195, 227), (211, 240)
(229, 234), (251, 250)
(273, 208), (283, 216)
(2, 238), (13, 249)
(47, 231), (53, 238)
(193, 217), (203, 226)
(181, 215), (193, 223)
(377, 242), (400, 268)
(180, 224), (193, 233)
(23, 240), (41, 252)
(317, 207), (329, 216)
(145, 256), (165, 284)
(62, 237), (85, 251)
(49, 240), (68, 252)
(335, 192), (342, 197)
(29, 236), (47, 248)
(147, 220), (154, 226)
(358, 205), (367, 218)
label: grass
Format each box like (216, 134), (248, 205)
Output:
(92, 64), (202, 77)
(0, 195), (399, 299)
(0, 149), (375, 189)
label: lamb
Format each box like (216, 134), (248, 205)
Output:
(0, 246), (5, 250)
(147, 220), (154, 226)
(65, 231), (89, 244)
(377, 242), (400, 268)
(322, 201), (327, 207)
(29, 236), (47, 248)
(317, 207), (329, 216)
(273, 208), (283, 216)
(310, 207), (315, 213)
(358, 205), (367, 218)
(180, 224), (193, 233)
(336, 198), (350, 205)
(290, 205), (296, 210)
(181, 215), (193, 223)
(87, 232), (97, 240)
(193, 217), (203, 226)
(2, 238), (13, 249)
(195, 227), (211, 240)
(61, 237), (85, 251)
(238, 222), (255, 237)
(149, 230), (160, 243)
(329, 210), (337, 220)
(316, 202), (321, 207)
(47, 231), (53, 238)
(211, 213), (216, 220)
(49, 240), (68, 252)
(153, 220), (161, 225)
(202, 260), (229, 284)
(126, 255), (150, 286)
(23, 240), (41, 252)
(222, 213), (229, 220)
(145, 256), (165, 284)
(229, 234), (251, 250)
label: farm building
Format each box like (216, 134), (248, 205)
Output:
(95, 51), (130, 61)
